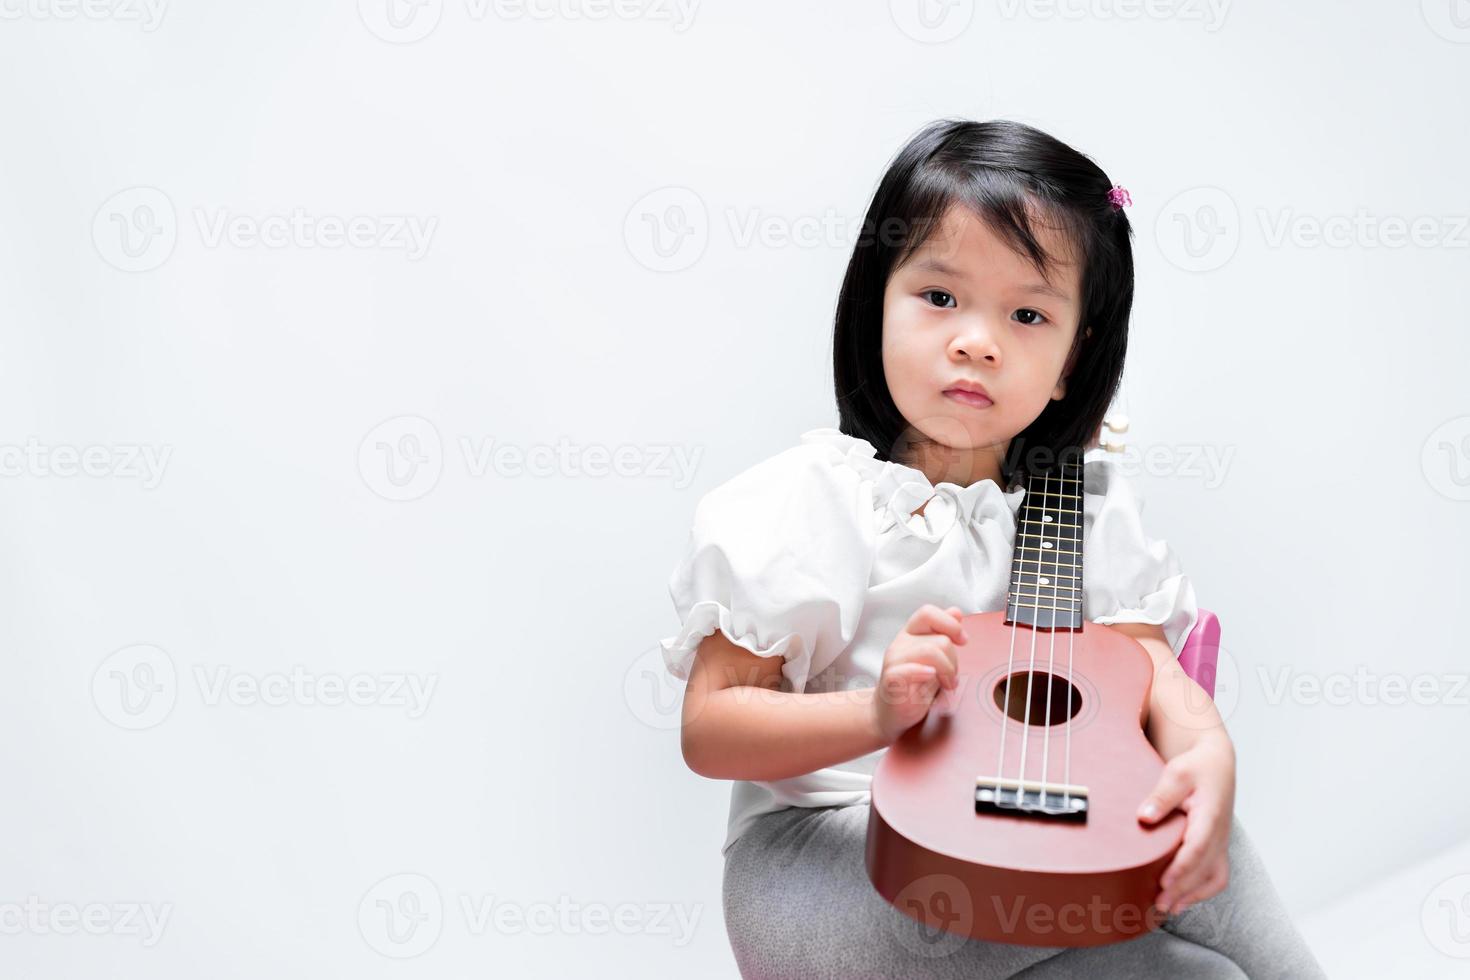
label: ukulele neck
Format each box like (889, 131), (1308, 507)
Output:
(1005, 461), (1085, 632)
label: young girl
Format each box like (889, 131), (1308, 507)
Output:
(660, 119), (1325, 979)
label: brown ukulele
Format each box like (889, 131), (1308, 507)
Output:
(865, 449), (1184, 948)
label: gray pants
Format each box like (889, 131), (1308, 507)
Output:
(723, 803), (1327, 979)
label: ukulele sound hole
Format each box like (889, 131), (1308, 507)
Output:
(992, 671), (1082, 725)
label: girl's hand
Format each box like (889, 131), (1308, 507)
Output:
(870, 605), (965, 745)
(1137, 735), (1237, 916)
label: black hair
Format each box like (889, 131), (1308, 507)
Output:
(832, 117), (1133, 484)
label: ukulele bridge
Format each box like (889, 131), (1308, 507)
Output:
(975, 776), (1089, 822)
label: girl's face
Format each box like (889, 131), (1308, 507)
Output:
(881, 203), (1084, 489)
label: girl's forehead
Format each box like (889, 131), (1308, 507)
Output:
(903, 206), (1082, 305)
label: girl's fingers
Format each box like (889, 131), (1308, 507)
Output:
(907, 604), (968, 645)
(880, 663), (932, 695)
(1160, 844), (1208, 907)
(1138, 758), (1195, 823)
(1172, 863), (1229, 915)
(1159, 803), (1222, 891)
(881, 664), (938, 699)
(1161, 820), (1227, 913)
(911, 643), (958, 691)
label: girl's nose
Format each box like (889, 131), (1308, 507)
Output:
(950, 317), (1002, 364)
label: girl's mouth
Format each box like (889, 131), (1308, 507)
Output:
(943, 389), (993, 409)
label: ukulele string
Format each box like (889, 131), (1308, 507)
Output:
(991, 461), (1082, 815)
(1015, 529), (1042, 807)
(1038, 465), (1076, 813)
(1062, 460), (1080, 809)
(991, 477), (1026, 806)
(987, 493), (1023, 811)
(1039, 468), (1060, 813)
(1012, 468), (1048, 813)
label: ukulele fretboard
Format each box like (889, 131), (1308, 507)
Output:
(1005, 461), (1084, 631)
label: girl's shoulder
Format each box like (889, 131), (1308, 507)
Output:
(1079, 449), (1156, 528)
(686, 428), (881, 540)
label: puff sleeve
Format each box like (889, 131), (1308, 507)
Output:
(659, 442), (877, 694)
(1081, 453), (1200, 657)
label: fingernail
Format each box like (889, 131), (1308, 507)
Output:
(959, 630), (970, 644)
(1140, 803), (1159, 819)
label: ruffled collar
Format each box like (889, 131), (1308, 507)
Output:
(800, 427), (1028, 541)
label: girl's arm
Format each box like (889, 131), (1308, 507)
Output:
(679, 605), (965, 781)
(1112, 620), (1236, 916)
(679, 630), (889, 781)
(1111, 620), (1234, 762)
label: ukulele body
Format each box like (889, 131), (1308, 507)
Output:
(865, 610), (1185, 948)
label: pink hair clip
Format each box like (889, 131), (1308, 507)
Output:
(1107, 185), (1132, 210)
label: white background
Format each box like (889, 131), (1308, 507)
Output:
(2, 1), (1468, 976)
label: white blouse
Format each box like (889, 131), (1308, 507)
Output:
(660, 427), (1198, 856)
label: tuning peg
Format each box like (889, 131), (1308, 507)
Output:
(1103, 414), (1129, 433)
(1101, 439), (1127, 453)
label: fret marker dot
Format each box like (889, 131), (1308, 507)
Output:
(1039, 577), (1050, 585)
(1042, 515), (1053, 523)
(1042, 541), (1053, 549)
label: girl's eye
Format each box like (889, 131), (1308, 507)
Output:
(1013, 308), (1049, 326)
(923, 289), (956, 309)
